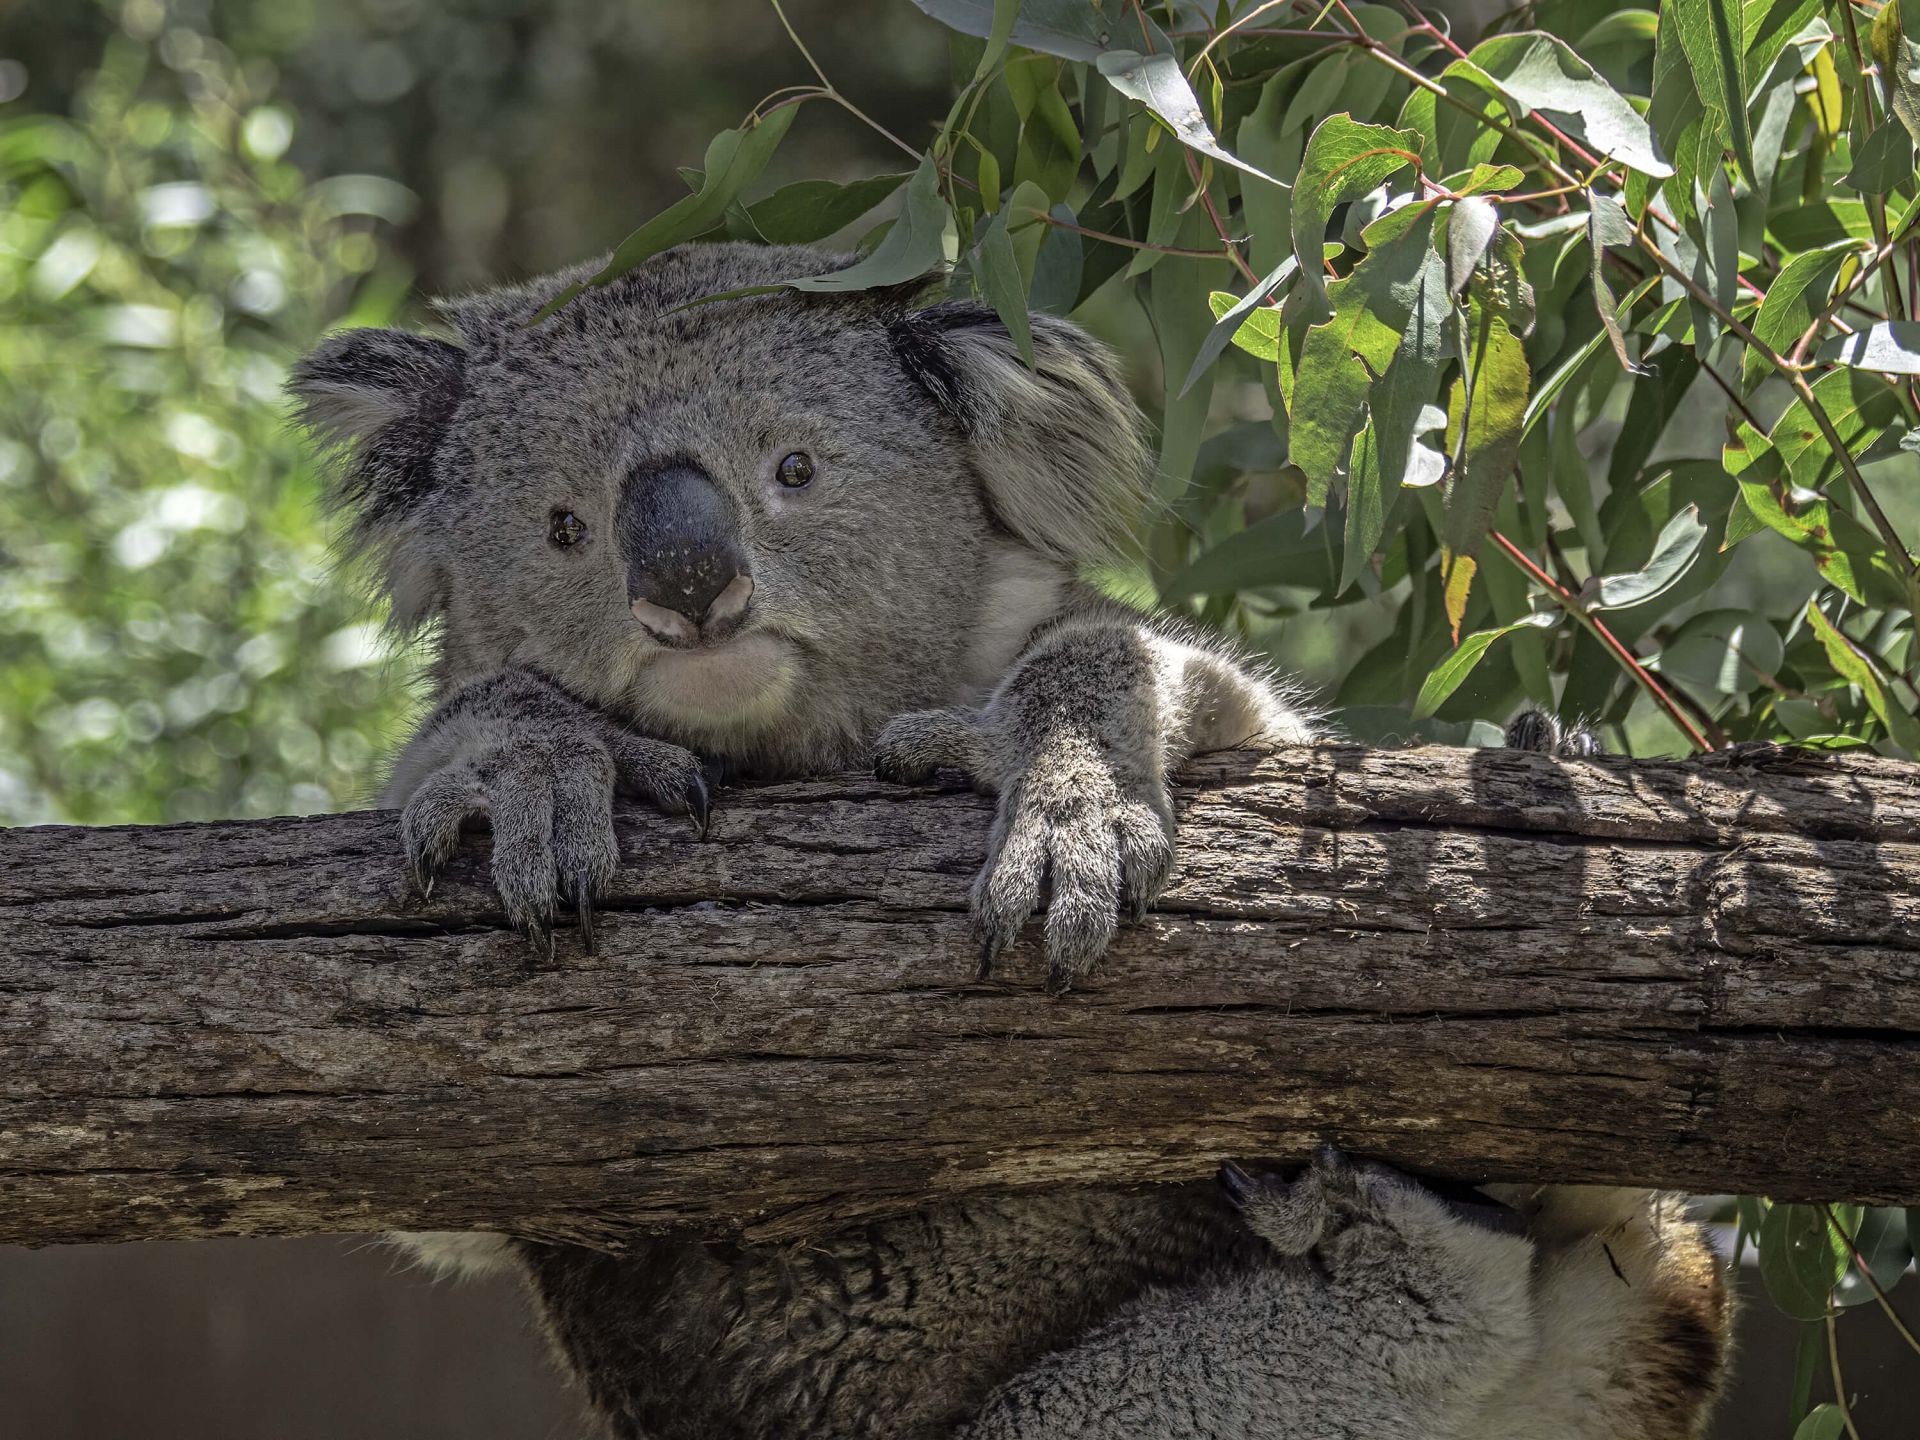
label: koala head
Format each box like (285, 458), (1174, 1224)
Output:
(290, 242), (1148, 772)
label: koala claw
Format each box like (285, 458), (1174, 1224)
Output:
(686, 771), (712, 839)
(568, 873), (598, 956)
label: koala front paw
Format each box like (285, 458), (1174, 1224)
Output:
(1222, 1146), (1525, 1259)
(399, 691), (707, 955)
(876, 709), (1174, 992)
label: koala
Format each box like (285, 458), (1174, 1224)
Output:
(290, 242), (1728, 1439)
(963, 1150), (1729, 1440)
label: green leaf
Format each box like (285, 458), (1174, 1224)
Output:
(909, 0), (1170, 61)
(1097, 50), (1284, 184)
(973, 0), (1021, 78)
(1184, 259), (1297, 394)
(1446, 196), (1499, 294)
(973, 210), (1034, 368)
(1816, 321), (1920, 373)
(1844, 121), (1917, 194)
(1413, 618), (1549, 718)
(1443, 302), (1530, 560)
(1446, 162), (1526, 196)
(742, 172), (910, 245)
(1289, 205), (1442, 503)
(1674, 0), (1757, 184)
(1806, 601), (1920, 750)
(1793, 1406), (1847, 1440)
(1459, 32), (1673, 177)
(1205, 285), (1286, 361)
(1658, 610), (1785, 692)
(1832, 1207), (1911, 1308)
(1744, 242), (1856, 387)
(787, 155), (954, 293)
(1587, 505), (1707, 608)
(1161, 506), (1332, 600)
(1347, 246), (1449, 591)
(532, 106), (798, 321)
(1587, 190), (1652, 375)
(1291, 115), (1422, 318)
(1578, 9), (1660, 49)
(1760, 1202), (1849, 1321)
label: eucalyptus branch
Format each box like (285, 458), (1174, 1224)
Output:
(1822, 1204), (1920, 1359)
(1634, 233), (1920, 604)
(1489, 530), (1722, 752)
(766, 0), (923, 162)
(1826, 1308), (1867, 1440)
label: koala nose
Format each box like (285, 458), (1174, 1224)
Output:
(620, 462), (754, 647)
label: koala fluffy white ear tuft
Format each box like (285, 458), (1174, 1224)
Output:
(288, 327), (466, 629)
(288, 327), (466, 523)
(889, 303), (1151, 568)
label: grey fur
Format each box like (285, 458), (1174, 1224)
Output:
(292, 242), (1727, 1439)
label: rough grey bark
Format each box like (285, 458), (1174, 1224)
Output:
(3, 742), (1918, 1249)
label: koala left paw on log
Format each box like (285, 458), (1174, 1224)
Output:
(875, 705), (1174, 993)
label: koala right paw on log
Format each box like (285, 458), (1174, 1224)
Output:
(385, 666), (707, 953)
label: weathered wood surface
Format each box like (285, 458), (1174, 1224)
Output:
(3, 742), (1919, 1248)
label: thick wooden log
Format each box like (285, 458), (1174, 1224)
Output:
(3, 743), (1918, 1248)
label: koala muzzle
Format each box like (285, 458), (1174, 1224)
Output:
(620, 463), (754, 648)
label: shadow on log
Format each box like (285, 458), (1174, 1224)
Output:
(3, 742), (1919, 1248)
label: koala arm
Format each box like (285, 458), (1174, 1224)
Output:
(874, 600), (1317, 991)
(387, 666), (708, 950)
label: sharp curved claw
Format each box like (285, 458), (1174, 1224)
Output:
(976, 933), (1000, 981)
(574, 879), (596, 956)
(525, 920), (555, 962)
(1218, 1160), (1256, 1207)
(686, 772), (712, 839)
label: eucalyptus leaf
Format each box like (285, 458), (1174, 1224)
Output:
(743, 172), (910, 245)
(1097, 50), (1283, 184)
(1759, 1202), (1849, 1322)
(787, 155), (953, 293)
(1586, 505), (1707, 609)
(973, 210), (1034, 368)
(1459, 32), (1673, 178)
(1673, 0), (1756, 183)
(1815, 321), (1920, 374)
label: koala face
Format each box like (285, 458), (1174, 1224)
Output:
(292, 242), (1146, 772)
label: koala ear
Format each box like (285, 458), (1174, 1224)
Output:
(288, 327), (466, 525)
(289, 327), (466, 629)
(889, 303), (1150, 567)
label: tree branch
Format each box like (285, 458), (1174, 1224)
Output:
(4, 744), (1919, 1250)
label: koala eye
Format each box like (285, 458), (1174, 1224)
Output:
(775, 452), (815, 489)
(548, 509), (588, 547)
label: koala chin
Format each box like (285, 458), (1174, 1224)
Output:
(632, 632), (800, 733)
(292, 241), (1728, 1440)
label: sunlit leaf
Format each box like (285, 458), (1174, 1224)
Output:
(1673, 0), (1756, 183)
(1097, 49), (1283, 184)
(1805, 601), (1920, 751)
(1815, 321), (1920, 373)
(1458, 32), (1673, 177)
(1413, 617), (1551, 717)
(1291, 115), (1422, 318)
